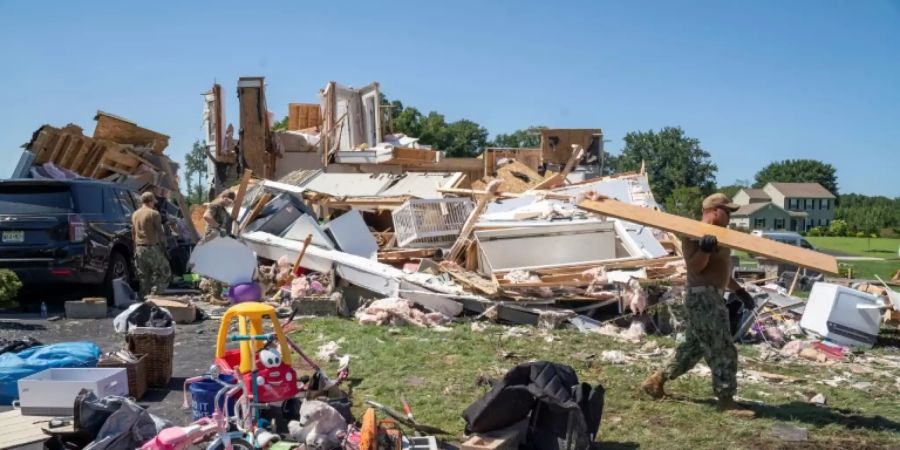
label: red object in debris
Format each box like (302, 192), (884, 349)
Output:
(50, 267), (74, 276)
(812, 341), (846, 361)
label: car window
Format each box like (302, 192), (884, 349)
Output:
(116, 190), (136, 214)
(0, 184), (73, 214)
(71, 185), (103, 214)
(800, 239), (813, 249)
(103, 189), (127, 219)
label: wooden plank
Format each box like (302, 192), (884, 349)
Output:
(0, 409), (49, 449)
(446, 180), (502, 263)
(213, 84), (225, 160)
(438, 187), (572, 201)
(391, 147), (440, 163)
(68, 139), (93, 172)
(47, 133), (71, 164)
(577, 198), (838, 274)
(239, 192), (272, 233)
(93, 111), (170, 154)
(230, 169), (253, 231)
(58, 137), (83, 169)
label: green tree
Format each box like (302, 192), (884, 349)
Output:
(828, 219), (850, 237)
(381, 93), (489, 156)
(753, 159), (838, 196)
(184, 140), (208, 205)
(0, 269), (22, 307)
(616, 127), (718, 203)
(718, 178), (751, 201)
(664, 186), (704, 219)
(272, 116), (289, 132)
(492, 126), (546, 148)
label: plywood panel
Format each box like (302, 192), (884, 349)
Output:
(93, 111), (170, 154)
(540, 129), (601, 166)
(288, 103), (321, 130)
(484, 148), (542, 176)
(577, 198), (839, 274)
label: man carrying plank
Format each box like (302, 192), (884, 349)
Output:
(638, 193), (756, 417)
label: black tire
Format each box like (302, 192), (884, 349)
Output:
(103, 250), (131, 303)
(208, 437), (254, 450)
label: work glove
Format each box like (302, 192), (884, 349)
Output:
(734, 288), (755, 311)
(698, 234), (718, 253)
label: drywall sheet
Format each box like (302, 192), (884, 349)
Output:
(243, 231), (403, 296)
(282, 214), (335, 249)
(189, 237), (258, 285)
(475, 222), (619, 274)
(325, 209), (378, 260)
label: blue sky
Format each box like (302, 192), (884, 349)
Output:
(1, 1), (898, 196)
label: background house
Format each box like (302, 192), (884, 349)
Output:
(731, 182), (835, 232)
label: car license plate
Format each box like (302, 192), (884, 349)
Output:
(2, 231), (24, 243)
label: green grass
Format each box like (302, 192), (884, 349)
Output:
(288, 317), (900, 449)
(807, 237), (900, 280)
(838, 260), (900, 281)
(806, 237), (900, 258)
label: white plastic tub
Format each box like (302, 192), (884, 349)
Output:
(800, 282), (883, 348)
(17, 368), (128, 416)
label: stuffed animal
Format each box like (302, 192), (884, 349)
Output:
(287, 400), (347, 450)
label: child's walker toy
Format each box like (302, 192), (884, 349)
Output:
(214, 302), (299, 404)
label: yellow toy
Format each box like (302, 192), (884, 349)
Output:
(214, 302), (298, 403)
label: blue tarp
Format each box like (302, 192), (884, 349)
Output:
(0, 341), (101, 404)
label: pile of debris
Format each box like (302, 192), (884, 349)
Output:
(13, 110), (197, 241)
(185, 76), (880, 337)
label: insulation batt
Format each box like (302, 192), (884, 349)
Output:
(355, 297), (448, 328)
(622, 279), (648, 314)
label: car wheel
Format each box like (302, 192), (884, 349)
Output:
(103, 250), (131, 302)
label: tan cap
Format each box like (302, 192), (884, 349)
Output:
(702, 193), (739, 212)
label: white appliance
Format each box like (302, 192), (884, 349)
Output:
(800, 282), (884, 348)
(17, 368), (128, 416)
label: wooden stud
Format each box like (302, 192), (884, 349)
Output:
(230, 169), (253, 232)
(446, 180), (502, 263)
(239, 192), (272, 233)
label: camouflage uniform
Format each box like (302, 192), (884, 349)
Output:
(661, 287), (738, 398)
(200, 201), (232, 300)
(135, 245), (171, 298)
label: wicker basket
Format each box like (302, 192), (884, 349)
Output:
(126, 328), (174, 387)
(98, 353), (148, 399)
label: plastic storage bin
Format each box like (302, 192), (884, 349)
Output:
(17, 367), (128, 416)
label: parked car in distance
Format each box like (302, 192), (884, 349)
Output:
(750, 230), (816, 250)
(0, 179), (188, 298)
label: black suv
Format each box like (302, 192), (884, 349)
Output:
(0, 179), (186, 295)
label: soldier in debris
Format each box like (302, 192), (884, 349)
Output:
(641, 193), (757, 418)
(199, 191), (236, 303)
(132, 191), (172, 299)
(202, 191), (236, 242)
